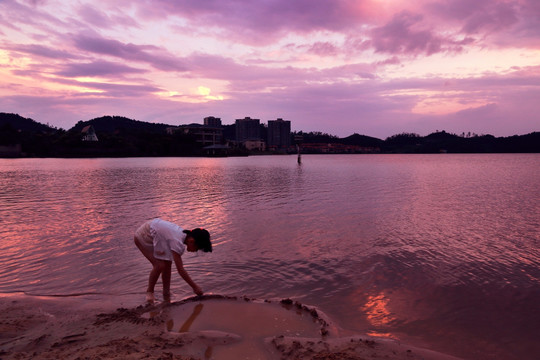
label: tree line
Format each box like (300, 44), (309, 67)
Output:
(1, 112), (539, 157)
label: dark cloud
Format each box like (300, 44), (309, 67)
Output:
(0, 12), (15, 33)
(74, 34), (155, 57)
(306, 42), (340, 57)
(6, 43), (77, 59)
(73, 34), (188, 72)
(427, 0), (518, 35)
(141, 0), (371, 45)
(371, 12), (443, 55)
(78, 4), (114, 29)
(461, 2), (518, 34)
(56, 60), (147, 77)
(506, 0), (540, 45)
(0, 0), (68, 31)
(78, 4), (140, 29)
(375, 56), (401, 66)
(370, 11), (473, 56)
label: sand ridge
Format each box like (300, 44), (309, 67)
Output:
(0, 293), (462, 360)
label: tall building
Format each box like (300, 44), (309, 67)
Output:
(204, 116), (222, 127)
(235, 117), (260, 142)
(267, 118), (291, 150)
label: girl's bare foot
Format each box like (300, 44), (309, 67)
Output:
(163, 292), (171, 303)
(146, 292), (155, 303)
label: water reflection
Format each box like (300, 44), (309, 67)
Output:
(177, 303), (204, 332)
(167, 303), (212, 358)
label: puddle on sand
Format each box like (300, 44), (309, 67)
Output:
(149, 298), (325, 359)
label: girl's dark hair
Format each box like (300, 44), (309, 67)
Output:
(183, 228), (212, 252)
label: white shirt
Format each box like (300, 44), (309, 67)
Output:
(149, 218), (186, 261)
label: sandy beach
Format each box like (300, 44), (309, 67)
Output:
(0, 293), (463, 360)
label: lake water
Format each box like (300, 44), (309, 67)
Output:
(0, 154), (538, 359)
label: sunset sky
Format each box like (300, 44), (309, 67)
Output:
(1, 0), (539, 138)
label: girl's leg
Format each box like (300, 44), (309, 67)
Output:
(147, 261), (165, 293)
(162, 261), (172, 302)
(134, 236), (165, 295)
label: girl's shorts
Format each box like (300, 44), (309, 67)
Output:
(134, 220), (153, 245)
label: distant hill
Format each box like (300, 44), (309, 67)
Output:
(497, 132), (540, 153)
(341, 133), (384, 147)
(70, 116), (170, 134)
(293, 131), (339, 143)
(383, 131), (540, 153)
(0, 112), (55, 133)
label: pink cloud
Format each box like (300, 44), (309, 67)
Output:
(183, 54), (314, 92)
(375, 56), (401, 66)
(320, 63), (377, 80)
(182, 53), (390, 90)
(75, 82), (161, 97)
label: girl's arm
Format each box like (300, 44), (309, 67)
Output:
(172, 252), (203, 296)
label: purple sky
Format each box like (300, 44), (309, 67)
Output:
(1, 0), (539, 138)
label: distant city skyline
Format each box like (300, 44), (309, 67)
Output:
(1, 1), (539, 138)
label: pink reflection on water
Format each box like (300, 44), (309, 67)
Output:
(362, 292), (398, 339)
(344, 288), (398, 340)
(362, 293), (395, 328)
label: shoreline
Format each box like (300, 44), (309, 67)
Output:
(0, 292), (463, 360)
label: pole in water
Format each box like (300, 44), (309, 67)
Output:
(294, 134), (303, 164)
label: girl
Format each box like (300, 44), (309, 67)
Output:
(134, 218), (212, 303)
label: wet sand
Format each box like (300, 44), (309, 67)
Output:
(0, 293), (462, 360)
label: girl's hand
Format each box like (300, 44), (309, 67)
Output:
(193, 285), (203, 296)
